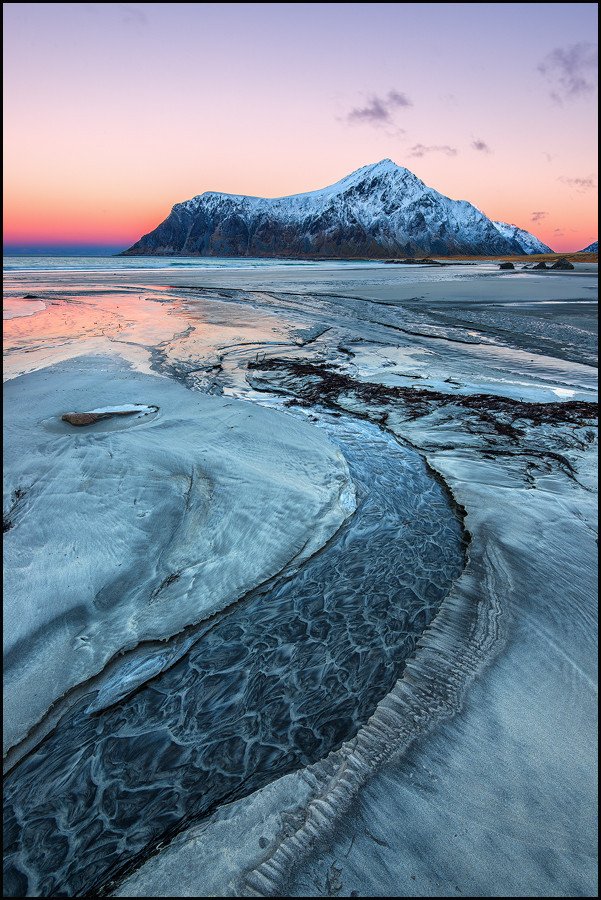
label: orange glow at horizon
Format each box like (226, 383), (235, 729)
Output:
(4, 164), (596, 253)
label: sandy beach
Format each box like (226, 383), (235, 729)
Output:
(3, 258), (598, 897)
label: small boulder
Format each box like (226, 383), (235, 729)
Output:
(61, 405), (158, 427)
(550, 257), (575, 270)
(62, 412), (112, 426)
(531, 261), (548, 269)
(61, 408), (146, 427)
(499, 261), (515, 269)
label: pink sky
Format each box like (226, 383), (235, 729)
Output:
(3, 3), (598, 252)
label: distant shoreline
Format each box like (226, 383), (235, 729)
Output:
(3, 250), (598, 266)
(116, 251), (598, 263)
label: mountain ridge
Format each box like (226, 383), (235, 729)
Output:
(123, 160), (553, 258)
(491, 221), (552, 255)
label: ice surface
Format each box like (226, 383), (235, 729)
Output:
(3, 355), (354, 754)
(3, 259), (597, 898)
(4, 416), (465, 896)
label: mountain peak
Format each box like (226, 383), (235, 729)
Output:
(345, 158), (409, 180)
(331, 159), (422, 196)
(366, 158), (398, 171)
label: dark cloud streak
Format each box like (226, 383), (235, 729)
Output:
(408, 144), (457, 158)
(538, 43), (598, 103)
(387, 90), (412, 108)
(347, 90), (412, 126)
(558, 175), (597, 192)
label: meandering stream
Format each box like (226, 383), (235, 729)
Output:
(4, 414), (465, 897)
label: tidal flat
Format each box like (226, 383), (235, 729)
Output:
(3, 259), (598, 897)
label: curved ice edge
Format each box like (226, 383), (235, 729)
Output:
(84, 471), (356, 717)
(2, 463), (357, 775)
(238, 459), (506, 897)
(113, 442), (477, 898)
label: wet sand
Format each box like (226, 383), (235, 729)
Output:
(3, 260), (598, 897)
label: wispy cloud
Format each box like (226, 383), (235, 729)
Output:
(387, 90), (412, 108)
(558, 174), (597, 192)
(531, 211), (548, 224)
(88, 4), (148, 26)
(542, 152), (557, 163)
(347, 90), (412, 126)
(118, 4), (147, 25)
(538, 42), (598, 103)
(408, 144), (457, 158)
(471, 139), (492, 153)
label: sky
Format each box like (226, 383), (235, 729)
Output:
(3, 2), (598, 252)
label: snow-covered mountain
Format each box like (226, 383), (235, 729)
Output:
(579, 240), (598, 252)
(492, 221), (552, 254)
(123, 160), (545, 258)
